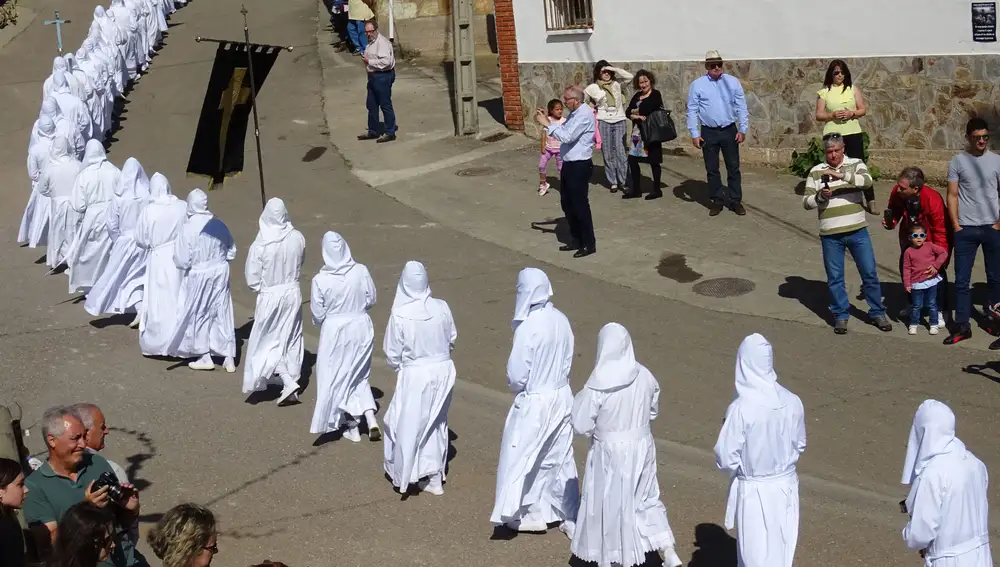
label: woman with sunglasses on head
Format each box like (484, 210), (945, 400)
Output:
(584, 60), (633, 193)
(815, 59), (867, 161)
(47, 502), (117, 567)
(147, 504), (218, 567)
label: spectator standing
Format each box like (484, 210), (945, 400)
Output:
(583, 60), (633, 193)
(803, 133), (892, 334)
(624, 69), (665, 200)
(902, 223), (948, 335)
(147, 504), (218, 567)
(346, 0), (374, 55)
(48, 502), (117, 567)
(22, 406), (147, 567)
(687, 50), (749, 217)
(943, 118), (1000, 345)
(815, 59), (874, 210)
(323, 0), (350, 51)
(357, 20), (397, 144)
(0, 458), (29, 567)
(535, 86), (597, 258)
(883, 167), (951, 324)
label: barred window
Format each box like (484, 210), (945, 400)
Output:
(544, 0), (593, 31)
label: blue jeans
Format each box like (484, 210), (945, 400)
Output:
(347, 19), (368, 53)
(820, 227), (885, 320)
(910, 284), (940, 326)
(953, 224), (1000, 326)
(366, 70), (396, 135)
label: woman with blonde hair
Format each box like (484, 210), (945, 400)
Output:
(147, 504), (218, 567)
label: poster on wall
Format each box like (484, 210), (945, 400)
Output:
(972, 2), (997, 42)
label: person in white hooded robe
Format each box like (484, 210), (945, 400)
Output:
(135, 173), (187, 356)
(94, 5), (137, 82)
(34, 98), (85, 158)
(66, 140), (119, 294)
(85, 24), (126, 100)
(20, 116), (57, 247)
(242, 198), (305, 404)
(382, 261), (457, 496)
(309, 231), (381, 442)
(75, 43), (113, 139)
(37, 136), (84, 270)
(901, 399), (992, 567)
(65, 53), (104, 142)
(570, 322), (683, 567)
(107, 0), (146, 76)
(49, 70), (93, 141)
(713, 333), (806, 567)
(42, 57), (82, 101)
(168, 189), (237, 372)
(84, 157), (151, 325)
(491, 267), (579, 535)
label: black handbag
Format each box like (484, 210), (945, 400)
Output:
(640, 108), (678, 143)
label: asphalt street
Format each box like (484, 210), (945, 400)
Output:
(0, 0), (998, 565)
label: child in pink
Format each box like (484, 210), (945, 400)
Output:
(902, 223), (949, 335)
(538, 99), (564, 196)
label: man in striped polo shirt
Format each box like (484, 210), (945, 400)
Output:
(803, 133), (893, 334)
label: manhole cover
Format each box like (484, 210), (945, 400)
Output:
(455, 166), (500, 177)
(692, 277), (755, 298)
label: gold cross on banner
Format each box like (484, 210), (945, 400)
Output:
(217, 66), (252, 173)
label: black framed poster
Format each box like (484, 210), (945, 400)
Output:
(973, 2), (997, 42)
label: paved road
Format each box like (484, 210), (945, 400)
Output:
(1, 0), (998, 565)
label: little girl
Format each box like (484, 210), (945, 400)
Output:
(902, 223), (948, 335)
(0, 458), (28, 567)
(538, 99), (564, 196)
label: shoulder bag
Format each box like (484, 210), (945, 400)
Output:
(640, 107), (678, 144)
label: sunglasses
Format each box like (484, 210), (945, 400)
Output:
(973, 134), (990, 141)
(832, 70), (843, 76)
(203, 545), (219, 554)
(909, 233), (926, 239)
(707, 62), (723, 69)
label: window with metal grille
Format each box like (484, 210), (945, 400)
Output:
(544, 0), (594, 31)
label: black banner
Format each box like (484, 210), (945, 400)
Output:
(186, 41), (281, 185)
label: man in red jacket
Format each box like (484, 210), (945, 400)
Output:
(883, 167), (951, 324)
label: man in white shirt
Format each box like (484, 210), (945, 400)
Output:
(357, 20), (397, 144)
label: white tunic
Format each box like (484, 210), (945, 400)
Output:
(242, 198), (306, 393)
(37, 138), (84, 270)
(49, 71), (93, 141)
(135, 174), (187, 356)
(902, 400), (992, 567)
(66, 141), (119, 294)
(309, 232), (378, 434)
(84, 158), (150, 316)
(491, 268), (579, 530)
(382, 261), (457, 490)
(167, 189), (237, 358)
(714, 333), (806, 567)
(19, 122), (56, 247)
(571, 323), (681, 567)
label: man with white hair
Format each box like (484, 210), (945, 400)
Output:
(491, 267), (579, 535)
(70, 403), (129, 484)
(901, 400), (992, 566)
(168, 189), (237, 372)
(243, 198), (305, 404)
(535, 86), (597, 258)
(713, 333), (806, 567)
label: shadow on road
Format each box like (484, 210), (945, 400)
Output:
(687, 523), (737, 567)
(963, 362), (1000, 385)
(531, 218), (572, 248)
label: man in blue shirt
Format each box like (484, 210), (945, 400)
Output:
(687, 50), (750, 217)
(535, 86), (597, 258)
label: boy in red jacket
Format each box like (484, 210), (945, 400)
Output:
(903, 223), (949, 334)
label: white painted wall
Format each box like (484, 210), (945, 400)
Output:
(513, 0), (1000, 62)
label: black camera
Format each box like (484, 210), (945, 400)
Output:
(899, 499), (908, 514)
(904, 196), (922, 225)
(92, 471), (128, 502)
(820, 174), (831, 186)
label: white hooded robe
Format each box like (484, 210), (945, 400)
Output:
(20, 117), (57, 247)
(382, 261), (457, 491)
(309, 232), (378, 434)
(66, 140), (119, 294)
(242, 198), (306, 393)
(38, 136), (84, 270)
(490, 267), (580, 532)
(713, 333), (806, 567)
(571, 323), (682, 567)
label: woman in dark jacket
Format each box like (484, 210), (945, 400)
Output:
(624, 69), (664, 200)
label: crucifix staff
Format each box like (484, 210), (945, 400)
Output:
(43, 10), (70, 54)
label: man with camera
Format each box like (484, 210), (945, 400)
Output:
(883, 167), (951, 325)
(23, 406), (148, 567)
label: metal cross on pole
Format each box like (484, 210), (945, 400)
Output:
(43, 10), (71, 54)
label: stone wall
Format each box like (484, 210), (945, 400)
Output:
(517, 55), (1000, 179)
(382, 0), (496, 60)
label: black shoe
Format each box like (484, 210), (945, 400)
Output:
(833, 319), (848, 335)
(376, 133), (397, 143)
(943, 326), (972, 345)
(709, 203), (724, 216)
(621, 191), (641, 200)
(573, 247), (595, 258)
(989, 337), (1000, 350)
(644, 190), (663, 201)
(871, 314), (893, 332)
(731, 203), (747, 215)
(357, 132), (378, 140)
(558, 244), (579, 252)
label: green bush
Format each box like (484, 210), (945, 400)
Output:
(788, 132), (881, 180)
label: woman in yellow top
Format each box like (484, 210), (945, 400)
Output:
(815, 59), (867, 159)
(347, 0), (375, 55)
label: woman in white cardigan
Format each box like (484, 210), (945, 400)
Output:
(584, 60), (633, 193)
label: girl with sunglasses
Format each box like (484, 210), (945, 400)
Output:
(902, 223), (949, 335)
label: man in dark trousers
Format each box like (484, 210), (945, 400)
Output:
(535, 86), (597, 258)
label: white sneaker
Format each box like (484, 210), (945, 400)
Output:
(610, 184), (618, 191)
(188, 354), (214, 371)
(276, 383), (299, 405)
(908, 325), (918, 335)
(342, 425), (362, 443)
(929, 324), (939, 335)
(538, 182), (549, 196)
(128, 313), (140, 329)
(421, 474), (444, 496)
(222, 357), (236, 373)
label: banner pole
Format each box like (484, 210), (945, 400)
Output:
(241, 5), (267, 210)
